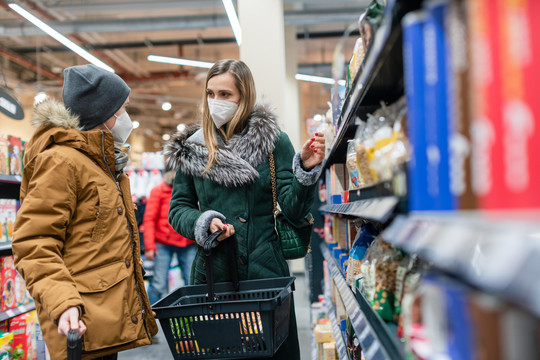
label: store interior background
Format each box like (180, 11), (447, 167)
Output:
(0, 0), (364, 158)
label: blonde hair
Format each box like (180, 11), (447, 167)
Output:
(202, 59), (256, 174)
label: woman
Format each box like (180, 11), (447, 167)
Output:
(166, 59), (325, 359)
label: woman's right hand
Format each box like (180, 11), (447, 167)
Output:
(209, 218), (235, 241)
(58, 306), (86, 339)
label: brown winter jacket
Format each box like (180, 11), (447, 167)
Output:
(12, 99), (158, 360)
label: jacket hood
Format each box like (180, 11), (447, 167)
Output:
(165, 103), (281, 187)
(24, 99), (115, 173)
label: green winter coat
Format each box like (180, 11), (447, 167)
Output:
(166, 103), (321, 360)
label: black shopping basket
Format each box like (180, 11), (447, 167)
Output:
(153, 230), (295, 359)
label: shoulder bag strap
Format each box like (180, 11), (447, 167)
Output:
(269, 152), (279, 216)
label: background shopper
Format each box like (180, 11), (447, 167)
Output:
(166, 59), (325, 360)
(143, 169), (196, 305)
(12, 64), (158, 360)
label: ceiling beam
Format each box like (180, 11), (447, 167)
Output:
(0, 10), (360, 36)
(13, 30), (359, 54)
(0, 46), (61, 80)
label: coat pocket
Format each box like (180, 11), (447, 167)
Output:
(73, 261), (139, 351)
(90, 186), (116, 242)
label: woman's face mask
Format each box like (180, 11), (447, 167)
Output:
(106, 111), (133, 144)
(207, 98), (238, 128)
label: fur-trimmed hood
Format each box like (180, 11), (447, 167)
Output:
(24, 99), (116, 174)
(165, 103), (281, 187)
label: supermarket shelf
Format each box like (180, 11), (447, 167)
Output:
(0, 302), (35, 322)
(382, 213), (540, 317)
(0, 174), (22, 184)
(326, 300), (351, 360)
(321, 243), (404, 360)
(320, 196), (400, 223)
(0, 174), (22, 200)
(0, 243), (13, 256)
(324, 0), (423, 168)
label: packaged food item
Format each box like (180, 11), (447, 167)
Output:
(355, 122), (377, 186)
(0, 332), (13, 360)
(346, 221), (377, 286)
(7, 136), (23, 176)
(346, 140), (361, 189)
(0, 135), (8, 175)
(371, 245), (402, 322)
(359, 1), (385, 52)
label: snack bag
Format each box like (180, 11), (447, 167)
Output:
(346, 140), (362, 189)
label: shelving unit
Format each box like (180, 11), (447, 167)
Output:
(323, 0), (423, 168)
(0, 174), (22, 199)
(383, 213), (540, 317)
(325, 299), (351, 360)
(0, 302), (35, 323)
(0, 243), (12, 256)
(321, 243), (404, 360)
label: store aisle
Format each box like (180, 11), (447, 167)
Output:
(119, 272), (312, 360)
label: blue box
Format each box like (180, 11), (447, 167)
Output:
(423, 0), (456, 210)
(402, 11), (430, 210)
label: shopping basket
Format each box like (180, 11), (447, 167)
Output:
(153, 230), (295, 359)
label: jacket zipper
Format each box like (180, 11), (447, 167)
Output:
(100, 132), (148, 325)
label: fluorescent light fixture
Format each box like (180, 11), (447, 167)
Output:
(147, 55), (213, 69)
(295, 74), (346, 86)
(222, 0), (242, 46)
(9, 3), (114, 73)
(161, 101), (172, 111)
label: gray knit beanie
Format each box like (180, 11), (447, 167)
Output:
(62, 64), (130, 130)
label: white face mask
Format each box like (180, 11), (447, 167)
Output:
(106, 112), (133, 144)
(207, 98), (238, 128)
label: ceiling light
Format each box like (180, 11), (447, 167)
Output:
(162, 134), (171, 141)
(222, 0), (242, 46)
(8, 4), (114, 73)
(313, 114), (323, 122)
(34, 92), (47, 104)
(148, 55), (213, 69)
(295, 74), (346, 86)
(161, 102), (172, 111)
(177, 123), (186, 132)
(132, 121), (140, 129)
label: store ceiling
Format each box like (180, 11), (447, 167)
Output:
(0, 0), (366, 143)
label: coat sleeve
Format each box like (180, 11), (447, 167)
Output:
(142, 185), (161, 252)
(13, 151), (84, 324)
(274, 132), (321, 224)
(169, 170), (225, 246)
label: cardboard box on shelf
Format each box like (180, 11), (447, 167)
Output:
(1, 256), (17, 312)
(0, 332), (13, 360)
(0, 199), (17, 243)
(7, 136), (23, 177)
(0, 135), (8, 176)
(9, 310), (37, 360)
(323, 341), (337, 360)
(314, 323), (334, 343)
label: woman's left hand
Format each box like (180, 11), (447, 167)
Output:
(300, 133), (326, 169)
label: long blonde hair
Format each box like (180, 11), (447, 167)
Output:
(202, 59), (256, 174)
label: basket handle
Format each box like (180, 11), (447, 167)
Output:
(67, 329), (82, 360)
(203, 230), (240, 302)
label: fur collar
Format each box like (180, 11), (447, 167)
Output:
(32, 99), (82, 130)
(165, 103), (281, 187)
